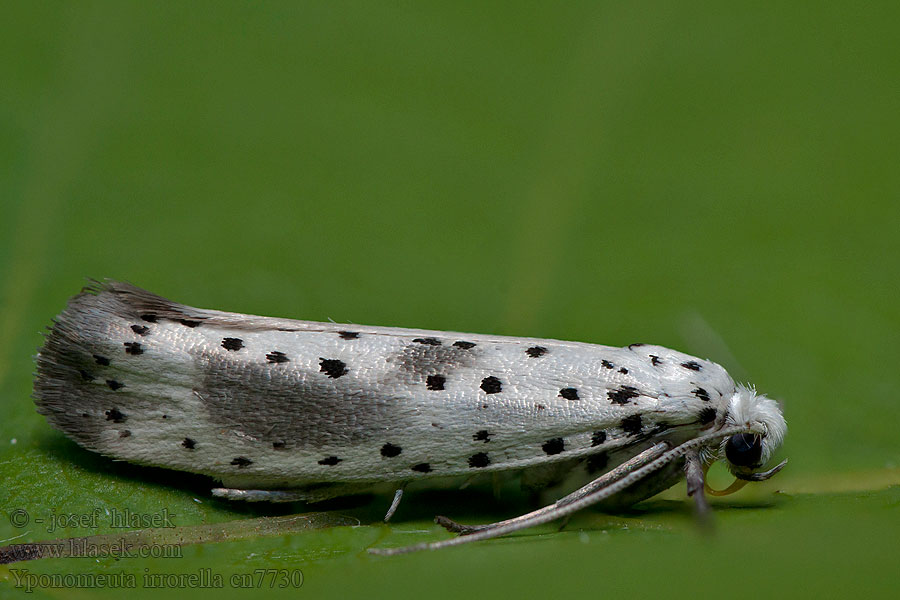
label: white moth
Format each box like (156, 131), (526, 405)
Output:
(33, 281), (787, 554)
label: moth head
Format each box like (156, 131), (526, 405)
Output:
(716, 384), (787, 481)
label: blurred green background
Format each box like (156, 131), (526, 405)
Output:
(1, 1), (898, 598)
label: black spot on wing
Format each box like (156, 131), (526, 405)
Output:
(94, 355), (110, 366)
(180, 319), (202, 328)
(182, 438), (196, 449)
(697, 407), (717, 425)
(542, 438), (565, 455)
(559, 388), (579, 400)
(480, 376), (502, 394)
(381, 443), (402, 457)
(231, 457), (252, 467)
(131, 324), (149, 336)
(692, 387), (711, 402)
(222, 337), (243, 351)
(453, 341), (476, 349)
(525, 346), (547, 358)
(412, 463), (432, 473)
(106, 380), (124, 391)
(413, 337), (442, 346)
(619, 367), (629, 374)
(473, 430), (491, 443)
(426, 374), (445, 390)
(591, 431), (607, 446)
(319, 358), (348, 378)
(119, 430), (131, 438)
(468, 452), (490, 468)
(140, 314), (158, 323)
(601, 360), (614, 369)
(123, 342), (142, 355)
(338, 331), (359, 340)
(318, 456), (342, 466)
(266, 351), (290, 364)
(650, 355), (662, 366)
(681, 361), (702, 371)
(608, 386), (639, 405)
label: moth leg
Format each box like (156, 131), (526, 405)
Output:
(370, 426), (748, 555)
(435, 442), (670, 535)
(211, 488), (313, 502)
(458, 475), (478, 490)
(383, 487), (406, 522)
(434, 515), (479, 534)
(555, 442), (670, 508)
(684, 449), (712, 528)
(212, 481), (371, 503)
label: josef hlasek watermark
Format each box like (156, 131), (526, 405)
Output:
(9, 507), (176, 533)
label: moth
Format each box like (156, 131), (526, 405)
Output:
(33, 281), (787, 555)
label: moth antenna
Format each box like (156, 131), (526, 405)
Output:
(369, 427), (749, 555)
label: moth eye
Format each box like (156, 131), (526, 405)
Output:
(725, 433), (763, 467)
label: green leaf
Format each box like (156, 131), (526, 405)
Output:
(2, 1), (899, 598)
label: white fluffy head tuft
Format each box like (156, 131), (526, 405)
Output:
(719, 384), (787, 473)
